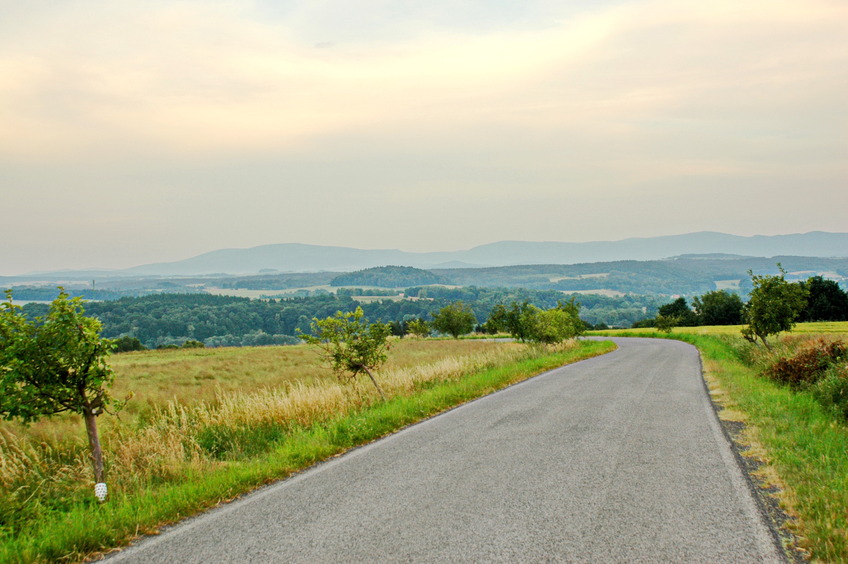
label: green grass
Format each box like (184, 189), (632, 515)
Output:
(595, 326), (848, 561)
(0, 340), (614, 563)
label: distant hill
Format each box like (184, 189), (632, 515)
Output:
(7, 231), (848, 279)
(433, 255), (848, 296)
(113, 231), (848, 276)
(7, 254), (846, 300)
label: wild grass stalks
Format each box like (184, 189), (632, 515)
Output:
(0, 339), (614, 563)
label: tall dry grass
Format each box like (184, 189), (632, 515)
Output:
(0, 340), (529, 532)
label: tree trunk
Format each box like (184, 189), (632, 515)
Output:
(362, 367), (386, 401)
(83, 408), (105, 484)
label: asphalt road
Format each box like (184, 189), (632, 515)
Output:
(105, 338), (784, 563)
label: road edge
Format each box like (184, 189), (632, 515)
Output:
(696, 351), (807, 563)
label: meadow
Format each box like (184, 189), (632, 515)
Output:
(0, 338), (614, 563)
(596, 321), (848, 562)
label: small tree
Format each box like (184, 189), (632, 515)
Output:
(741, 266), (809, 349)
(555, 297), (586, 339)
(487, 301), (537, 342)
(113, 335), (146, 352)
(527, 299), (585, 344)
(657, 297), (698, 326)
(0, 290), (116, 500)
(654, 314), (678, 333)
(431, 302), (477, 339)
(407, 318), (431, 338)
(299, 307), (391, 400)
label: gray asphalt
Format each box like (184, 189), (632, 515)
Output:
(105, 337), (784, 563)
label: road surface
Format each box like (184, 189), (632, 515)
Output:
(105, 337), (784, 563)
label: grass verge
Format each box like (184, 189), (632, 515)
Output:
(0, 340), (614, 563)
(595, 329), (848, 562)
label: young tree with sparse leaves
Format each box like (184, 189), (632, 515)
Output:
(299, 307), (392, 400)
(654, 314), (677, 333)
(0, 289), (117, 500)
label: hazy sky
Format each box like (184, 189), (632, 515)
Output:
(2, 0), (847, 275)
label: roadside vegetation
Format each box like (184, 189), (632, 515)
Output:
(597, 322), (848, 561)
(0, 311), (613, 562)
(4, 264), (846, 562)
(14, 288), (656, 349)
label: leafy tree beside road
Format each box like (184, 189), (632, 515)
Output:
(0, 290), (117, 500)
(300, 307), (392, 400)
(487, 298), (585, 345)
(486, 301), (536, 342)
(527, 301), (585, 345)
(741, 266), (809, 349)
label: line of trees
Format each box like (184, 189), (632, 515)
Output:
(485, 298), (586, 344)
(637, 272), (847, 346)
(12, 273), (844, 350)
(15, 289), (659, 349)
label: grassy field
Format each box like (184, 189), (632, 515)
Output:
(607, 321), (848, 337)
(0, 338), (614, 563)
(595, 321), (848, 562)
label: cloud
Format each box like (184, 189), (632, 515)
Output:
(2, 0), (844, 162)
(0, 0), (846, 273)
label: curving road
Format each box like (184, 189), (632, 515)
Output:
(105, 338), (784, 563)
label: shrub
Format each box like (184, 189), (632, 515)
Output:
(810, 365), (848, 422)
(762, 338), (846, 388)
(113, 336), (146, 352)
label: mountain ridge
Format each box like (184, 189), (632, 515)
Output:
(10, 231), (848, 279)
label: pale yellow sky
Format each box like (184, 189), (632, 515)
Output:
(1, 0), (847, 274)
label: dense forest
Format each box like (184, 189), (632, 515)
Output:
(330, 266), (449, 288)
(17, 289), (663, 348)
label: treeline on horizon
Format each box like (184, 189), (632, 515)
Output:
(16, 289), (664, 349)
(13, 274), (848, 350)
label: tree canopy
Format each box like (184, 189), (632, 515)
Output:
(0, 289), (116, 497)
(657, 297), (699, 327)
(799, 276), (848, 322)
(692, 290), (744, 326)
(330, 266), (449, 288)
(431, 302), (477, 338)
(486, 301), (537, 342)
(486, 298), (584, 345)
(741, 267), (809, 348)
